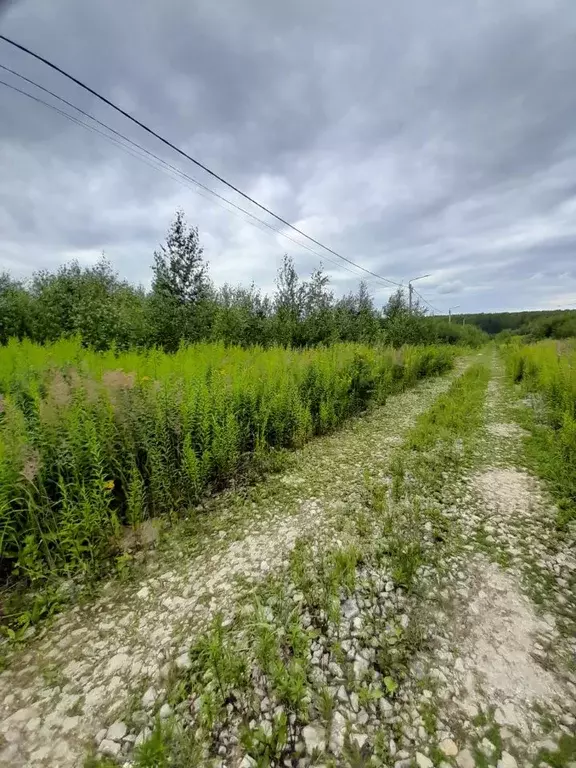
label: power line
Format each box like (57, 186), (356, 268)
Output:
(0, 74), (384, 287)
(0, 34), (402, 289)
(0, 63), (396, 291)
(0, 79), (434, 312)
(412, 289), (439, 313)
(412, 287), (441, 314)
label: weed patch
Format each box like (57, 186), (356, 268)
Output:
(503, 340), (576, 528)
(0, 340), (455, 629)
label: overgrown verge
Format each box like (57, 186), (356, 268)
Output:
(502, 340), (576, 528)
(89, 362), (491, 767)
(0, 339), (455, 630)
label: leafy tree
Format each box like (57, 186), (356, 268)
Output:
(430, 318), (488, 347)
(458, 309), (576, 338)
(211, 284), (273, 347)
(301, 265), (335, 345)
(29, 257), (143, 350)
(150, 210), (212, 349)
(0, 273), (33, 344)
(333, 282), (381, 343)
(0, 207), (511, 351)
(273, 255), (305, 346)
(382, 288), (430, 347)
(152, 209), (209, 303)
(352, 281), (381, 342)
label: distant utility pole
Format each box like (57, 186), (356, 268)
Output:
(408, 274), (431, 312)
(448, 304), (460, 324)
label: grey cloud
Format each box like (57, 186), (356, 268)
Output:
(1, 0), (576, 312)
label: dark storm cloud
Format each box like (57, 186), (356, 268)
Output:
(1, 0), (576, 310)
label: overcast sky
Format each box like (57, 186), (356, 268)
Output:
(1, 0), (576, 313)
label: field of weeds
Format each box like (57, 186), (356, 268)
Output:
(0, 339), (455, 609)
(504, 339), (576, 526)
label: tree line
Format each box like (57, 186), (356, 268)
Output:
(0, 210), (487, 350)
(457, 309), (576, 340)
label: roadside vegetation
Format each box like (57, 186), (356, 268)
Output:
(0, 338), (455, 632)
(503, 339), (576, 528)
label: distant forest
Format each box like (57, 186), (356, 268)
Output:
(450, 309), (576, 340)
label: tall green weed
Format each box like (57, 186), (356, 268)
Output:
(503, 340), (576, 526)
(0, 339), (455, 599)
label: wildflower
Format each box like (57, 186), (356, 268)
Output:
(104, 480), (115, 490)
(21, 449), (41, 483)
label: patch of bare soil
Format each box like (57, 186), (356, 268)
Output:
(470, 468), (541, 519)
(485, 422), (528, 439)
(459, 560), (560, 735)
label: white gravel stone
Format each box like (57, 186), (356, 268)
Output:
(328, 661), (343, 678)
(342, 599), (359, 620)
(352, 733), (368, 749)
(159, 703), (173, 719)
(95, 728), (107, 744)
(461, 701), (479, 719)
(380, 698), (393, 717)
(456, 749), (475, 768)
(99, 739), (122, 757)
(350, 692), (360, 713)
(134, 727), (152, 747)
(353, 657), (369, 679)
(6, 707), (38, 724)
(498, 752), (518, 768)
(302, 724), (325, 754)
(329, 711), (346, 753)
(175, 653), (191, 670)
(61, 716), (80, 734)
(142, 686), (157, 709)
(25, 717), (41, 732)
(416, 753), (434, 768)
(439, 739), (458, 757)
(106, 653), (130, 675)
(106, 721), (128, 741)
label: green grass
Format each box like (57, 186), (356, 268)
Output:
(405, 361), (490, 453)
(502, 340), (576, 528)
(396, 361), (490, 506)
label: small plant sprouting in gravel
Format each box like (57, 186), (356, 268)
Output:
(316, 686), (335, 723)
(240, 711), (289, 765)
(186, 613), (249, 732)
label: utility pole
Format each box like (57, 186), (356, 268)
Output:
(448, 304), (460, 324)
(407, 274), (431, 313)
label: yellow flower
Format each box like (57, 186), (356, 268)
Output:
(103, 480), (114, 490)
